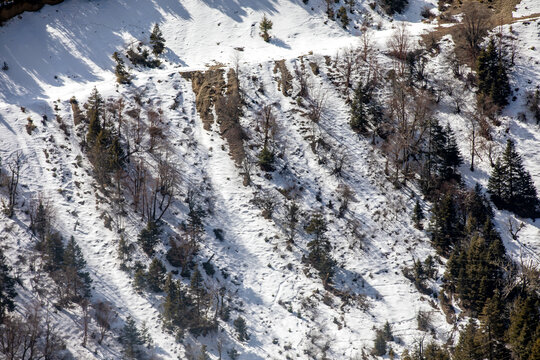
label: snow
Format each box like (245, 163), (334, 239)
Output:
(513, 0), (540, 18)
(0, 0), (539, 359)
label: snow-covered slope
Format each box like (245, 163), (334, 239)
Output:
(1, 0), (539, 359)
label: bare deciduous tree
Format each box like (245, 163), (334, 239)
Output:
(4, 151), (23, 217)
(95, 301), (114, 344)
(387, 23), (411, 77)
(456, 2), (491, 63)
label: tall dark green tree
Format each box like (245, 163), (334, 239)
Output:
(479, 291), (510, 360)
(138, 221), (161, 256)
(63, 236), (92, 300)
(121, 316), (143, 359)
(412, 199), (424, 229)
(477, 38), (511, 107)
(305, 213), (336, 285)
(488, 139), (538, 217)
(508, 296), (540, 360)
(429, 194), (462, 256)
(0, 249), (16, 323)
(86, 87), (103, 146)
(350, 82), (370, 133)
(146, 258), (166, 292)
(453, 320), (483, 360)
(150, 24), (165, 56)
(112, 51), (131, 84)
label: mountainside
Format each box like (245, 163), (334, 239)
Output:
(0, 0), (539, 359)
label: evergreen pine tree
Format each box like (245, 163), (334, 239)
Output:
(441, 123), (463, 180)
(86, 87), (103, 146)
(150, 24), (165, 56)
(112, 51), (131, 84)
(305, 213), (336, 285)
(508, 296), (540, 360)
(121, 316), (143, 359)
(453, 320), (483, 360)
(477, 38), (511, 107)
(350, 82), (370, 133)
(0, 249), (16, 323)
(138, 221), (161, 256)
(190, 266), (206, 323)
(43, 232), (65, 272)
(479, 290), (510, 360)
(162, 274), (180, 328)
(372, 330), (387, 356)
(133, 267), (147, 292)
(259, 15), (273, 42)
(63, 236), (92, 300)
(530, 337), (540, 360)
(488, 139), (538, 217)
(233, 316), (249, 342)
(412, 199), (424, 229)
(429, 194), (461, 256)
(146, 258), (166, 292)
(487, 158), (505, 206)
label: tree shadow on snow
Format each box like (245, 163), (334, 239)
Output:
(270, 37), (291, 49)
(0, 0), (191, 105)
(199, 0), (278, 22)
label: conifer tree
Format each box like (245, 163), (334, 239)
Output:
(146, 258), (166, 292)
(305, 213), (336, 285)
(440, 123), (463, 180)
(0, 249), (16, 323)
(429, 194), (461, 256)
(350, 82), (370, 133)
(138, 221), (161, 256)
(63, 236), (92, 300)
(162, 273), (180, 328)
(150, 24), (165, 56)
(479, 291), (509, 360)
(259, 15), (273, 42)
(133, 267), (147, 292)
(86, 87), (103, 147)
(112, 51), (131, 84)
(412, 199), (424, 229)
(453, 320), (483, 360)
(121, 316), (143, 359)
(43, 232), (65, 272)
(477, 38), (511, 107)
(531, 337), (540, 360)
(190, 266), (206, 323)
(508, 296), (540, 360)
(285, 201), (300, 243)
(233, 316), (249, 342)
(488, 139), (538, 217)
(487, 158), (504, 203)
(372, 330), (387, 356)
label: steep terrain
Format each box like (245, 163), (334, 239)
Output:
(0, 0), (539, 359)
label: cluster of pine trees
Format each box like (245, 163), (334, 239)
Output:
(84, 88), (125, 185)
(0, 248), (16, 323)
(30, 197), (92, 306)
(477, 38), (512, 107)
(488, 139), (538, 218)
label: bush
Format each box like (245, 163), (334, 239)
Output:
(258, 147), (274, 171)
(233, 316), (249, 342)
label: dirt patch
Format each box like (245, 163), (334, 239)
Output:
(182, 69), (226, 130)
(273, 60), (293, 97)
(0, 0), (64, 23)
(182, 68), (246, 165)
(423, 0), (540, 65)
(215, 69), (246, 165)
